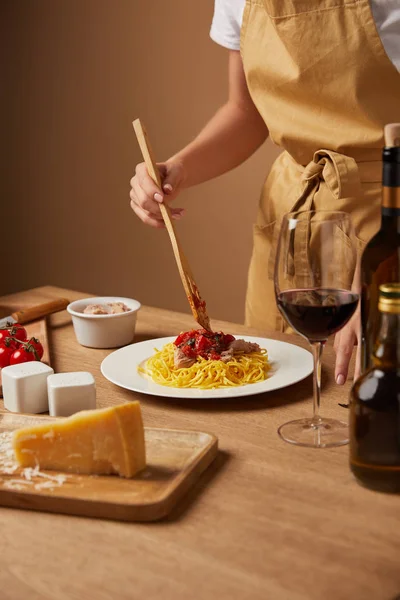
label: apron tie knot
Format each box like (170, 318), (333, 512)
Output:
(302, 160), (324, 181)
(267, 149), (363, 279)
(301, 149), (361, 200)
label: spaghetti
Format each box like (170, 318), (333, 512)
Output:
(140, 337), (270, 390)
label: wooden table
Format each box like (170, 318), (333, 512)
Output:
(0, 286), (399, 600)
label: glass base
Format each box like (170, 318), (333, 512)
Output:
(278, 418), (348, 448)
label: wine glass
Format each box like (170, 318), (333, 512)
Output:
(274, 210), (359, 448)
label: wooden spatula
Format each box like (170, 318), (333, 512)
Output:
(132, 118), (211, 331)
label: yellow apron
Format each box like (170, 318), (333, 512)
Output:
(241, 0), (400, 332)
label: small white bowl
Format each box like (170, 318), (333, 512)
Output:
(67, 296), (141, 349)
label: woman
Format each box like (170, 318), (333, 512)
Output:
(130, 0), (400, 384)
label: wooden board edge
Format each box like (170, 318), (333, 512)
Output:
(0, 426), (219, 522)
(151, 435), (219, 520)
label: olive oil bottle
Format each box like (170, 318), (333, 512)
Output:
(361, 124), (400, 371)
(350, 284), (400, 493)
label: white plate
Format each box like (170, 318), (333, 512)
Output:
(100, 336), (313, 399)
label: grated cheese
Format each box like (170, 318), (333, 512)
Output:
(0, 431), (68, 491)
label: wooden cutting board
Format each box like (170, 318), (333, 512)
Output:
(0, 412), (218, 522)
(0, 318), (51, 397)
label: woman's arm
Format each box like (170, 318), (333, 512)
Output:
(173, 50), (269, 187)
(130, 51), (268, 228)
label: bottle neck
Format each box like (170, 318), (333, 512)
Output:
(381, 147), (400, 228)
(372, 310), (400, 368)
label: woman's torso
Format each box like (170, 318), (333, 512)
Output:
(211, 0), (400, 73)
(211, 0), (400, 165)
(211, 0), (400, 331)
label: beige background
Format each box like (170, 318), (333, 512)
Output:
(3, 0), (280, 323)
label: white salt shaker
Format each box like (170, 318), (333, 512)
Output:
(2, 362), (54, 414)
(47, 372), (96, 417)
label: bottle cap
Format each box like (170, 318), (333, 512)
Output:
(378, 283), (400, 313)
(384, 123), (400, 148)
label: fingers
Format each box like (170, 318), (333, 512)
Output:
(162, 161), (183, 194)
(130, 175), (183, 219)
(134, 162), (179, 203)
(333, 330), (341, 354)
(129, 161), (185, 227)
(134, 163), (164, 202)
(130, 200), (165, 229)
(130, 177), (163, 216)
(334, 326), (357, 385)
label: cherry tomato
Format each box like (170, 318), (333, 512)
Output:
(5, 325), (27, 344)
(9, 347), (36, 365)
(0, 330), (10, 345)
(0, 344), (14, 368)
(27, 337), (44, 360)
(0, 333), (19, 350)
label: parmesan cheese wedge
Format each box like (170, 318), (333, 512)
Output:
(12, 402), (146, 478)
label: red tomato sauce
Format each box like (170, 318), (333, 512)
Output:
(173, 329), (235, 361)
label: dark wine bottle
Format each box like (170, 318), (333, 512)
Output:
(350, 284), (400, 493)
(361, 124), (400, 372)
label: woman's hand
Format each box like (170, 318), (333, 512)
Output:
(130, 159), (186, 228)
(333, 306), (361, 385)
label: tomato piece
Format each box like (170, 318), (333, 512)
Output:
(196, 329), (208, 336)
(0, 344), (14, 368)
(26, 337), (44, 360)
(9, 347), (37, 365)
(195, 335), (212, 353)
(181, 344), (196, 359)
(174, 331), (193, 346)
(223, 334), (235, 346)
(173, 329), (234, 361)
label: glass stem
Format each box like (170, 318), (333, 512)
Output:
(310, 341), (324, 425)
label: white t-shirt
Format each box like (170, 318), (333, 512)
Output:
(210, 0), (400, 72)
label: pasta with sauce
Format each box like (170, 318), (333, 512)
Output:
(139, 329), (270, 389)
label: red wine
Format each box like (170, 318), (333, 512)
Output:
(277, 288), (359, 341)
